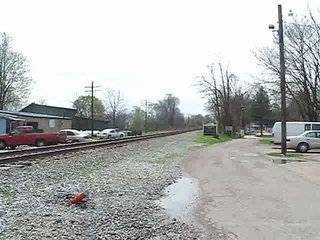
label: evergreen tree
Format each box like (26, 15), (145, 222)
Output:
(250, 86), (272, 136)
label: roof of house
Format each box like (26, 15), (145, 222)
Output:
(0, 110), (72, 120)
(0, 113), (25, 121)
(20, 103), (77, 112)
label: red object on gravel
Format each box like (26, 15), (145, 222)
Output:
(68, 192), (88, 205)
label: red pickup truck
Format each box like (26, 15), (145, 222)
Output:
(0, 126), (67, 150)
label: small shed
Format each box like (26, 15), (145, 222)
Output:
(0, 113), (25, 134)
(0, 110), (72, 133)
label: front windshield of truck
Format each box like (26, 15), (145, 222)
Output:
(11, 128), (23, 134)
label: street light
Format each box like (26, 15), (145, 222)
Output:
(269, 5), (287, 155)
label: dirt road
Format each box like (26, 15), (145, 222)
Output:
(183, 138), (320, 240)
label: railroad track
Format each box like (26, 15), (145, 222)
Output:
(0, 129), (198, 165)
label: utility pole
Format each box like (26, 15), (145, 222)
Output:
(85, 81), (101, 137)
(145, 100), (148, 133)
(141, 100), (152, 133)
(278, 4), (287, 155)
(240, 104), (244, 130)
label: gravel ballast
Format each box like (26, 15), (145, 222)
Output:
(0, 131), (215, 239)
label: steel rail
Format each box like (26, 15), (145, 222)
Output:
(0, 129), (199, 165)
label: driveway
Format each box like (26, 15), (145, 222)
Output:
(183, 138), (320, 240)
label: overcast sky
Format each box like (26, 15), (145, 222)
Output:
(1, 0), (320, 115)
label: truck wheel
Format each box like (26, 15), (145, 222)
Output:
(36, 139), (46, 147)
(107, 135), (111, 139)
(0, 140), (6, 150)
(120, 134), (124, 138)
(297, 142), (309, 153)
(10, 145), (17, 150)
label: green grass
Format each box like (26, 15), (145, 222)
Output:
(259, 136), (272, 144)
(1, 190), (11, 198)
(267, 152), (304, 158)
(193, 134), (233, 145)
(0, 186), (14, 199)
(144, 130), (165, 135)
(79, 168), (95, 177)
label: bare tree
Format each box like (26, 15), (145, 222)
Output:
(152, 94), (182, 129)
(104, 88), (127, 128)
(253, 11), (320, 121)
(0, 33), (32, 110)
(195, 62), (239, 133)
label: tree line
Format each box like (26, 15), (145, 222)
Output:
(72, 91), (209, 131)
(196, 10), (320, 134)
(0, 32), (207, 131)
(2, 7), (319, 133)
(195, 62), (275, 135)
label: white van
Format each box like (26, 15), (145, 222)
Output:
(272, 122), (320, 144)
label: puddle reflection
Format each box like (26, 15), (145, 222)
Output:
(157, 176), (199, 222)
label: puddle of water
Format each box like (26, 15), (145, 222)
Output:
(157, 176), (199, 223)
(272, 158), (306, 164)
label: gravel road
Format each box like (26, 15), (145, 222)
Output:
(183, 137), (320, 240)
(0, 131), (209, 240)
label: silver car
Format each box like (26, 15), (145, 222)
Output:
(287, 130), (320, 153)
(97, 128), (124, 139)
(59, 129), (91, 143)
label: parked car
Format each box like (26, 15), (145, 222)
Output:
(287, 130), (320, 153)
(59, 129), (91, 143)
(0, 126), (66, 150)
(97, 128), (124, 139)
(82, 130), (101, 137)
(125, 130), (142, 136)
(272, 121), (320, 144)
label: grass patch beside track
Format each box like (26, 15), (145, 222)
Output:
(1, 190), (11, 198)
(0, 186), (14, 200)
(144, 131), (165, 135)
(267, 152), (304, 158)
(193, 134), (233, 145)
